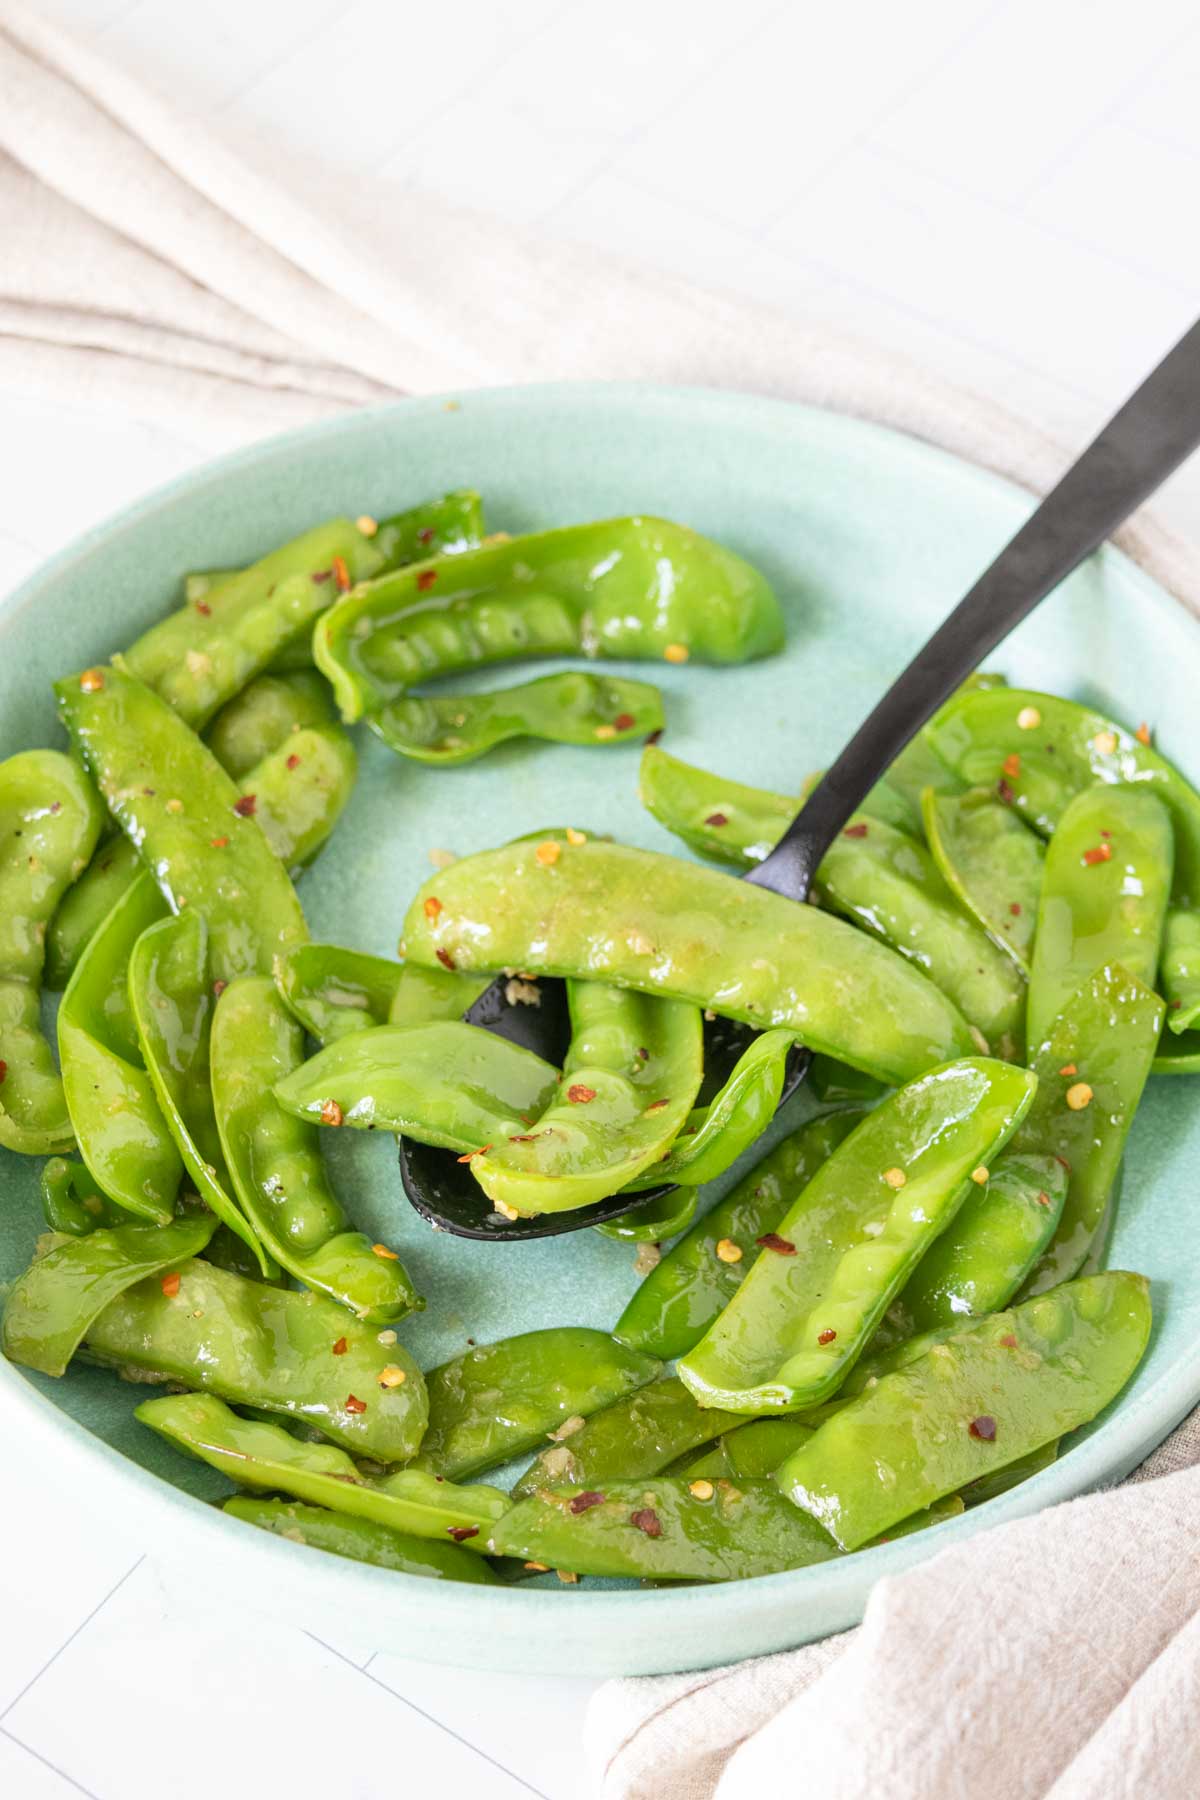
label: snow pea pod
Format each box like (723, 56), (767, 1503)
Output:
(0, 750), (103, 1153)
(471, 982), (704, 1216)
(595, 1185), (700, 1245)
(1, 1216), (217, 1377)
(1012, 964), (1163, 1292)
(211, 977), (420, 1322)
(137, 1393), (497, 1545)
(56, 666), (307, 982)
(1027, 784), (1173, 1054)
(638, 748), (1024, 1054)
(959, 1438), (1059, 1508)
(1154, 1024), (1200, 1074)
(683, 1417), (816, 1481)
(679, 1059), (1037, 1414)
(922, 787), (1045, 973)
(413, 1328), (662, 1480)
(808, 1056), (886, 1105)
(223, 1497), (501, 1584)
(375, 672), (664, 765)
(777, 1271), (1151, 1550)
(204, 671), (339, 779)
(509, 1377), (742, 1501)
(45, 836), (141, 993)
(619, 1028), (796, 1194)
(614, 1110), (866, 1361)
(249, 726), (357, 874)
(314, 518), (785, 722)
(401, 838), (976, 1086)
(274, 942), (491, 1044)
(926, 686), (1200, 1032)
(39, 1156), (127, 1236)
(273, 1021), (559, 1152)
(82, 1258), (426, 1459)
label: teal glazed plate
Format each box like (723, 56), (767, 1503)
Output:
(2, 385), (1198, 1676)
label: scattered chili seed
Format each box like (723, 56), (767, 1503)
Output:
(689, 1479), (715, 1501)
(882, 1166), (907, 1189)
(1136, 722), (1152, 746)
(195, 599), (212, 616)
(1036, 1190), (1052, 1206)
(715, 1239), (743, 1264)
(1001, 752), (1021, 780)
(594, 724), (617, 740)
(160, 1272), (181, 1298)
(842, 822), (868, 838)
(448, 1524), (478, 1541)
(1066, 1082), (1094, 1111)
(417, 569), (438, 592)
(1082, 843), (1112, 866)
(356, 514), (378, 536)
(1058, 1063), (1077, 1076)
(535, 840), (561, 867)
(631, 1507), (662, 1537)
(212, 979), (227, 997)
(755, 1232), (796, 1255)
(564, 829), (587, 847)
(234, 794), (257, 817)
(345, 1395), (367, 1414)
(524, 1561), (550, 1572)
(705, 812), (729, 827)
(378, 1366), (408, 1389)
(1092, 730), (1118, 755)
(332, 555), (351, 592)
(569, 1490), (606, 1515)
(567, 1084), (597, 1104)
(377, 1329), (397, 1346)
(1016, 706), (1041, 730)
(614, 713), (636, 730)
(372, 1243), (399, 1260)
(556, 1570), (578, 1584)
(968, 1415), (997, 1441)
(663, 643), (689, 663)
(971, 1166), (989, 1185)
(436, 947), (457, 970)
(424, 896), (444, 921)
(817, 1328), (837, 1345)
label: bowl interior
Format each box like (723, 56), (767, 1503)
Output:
(2, 385), (1198, 1675)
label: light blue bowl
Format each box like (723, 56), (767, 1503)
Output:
(2, 385), (1197, 1676)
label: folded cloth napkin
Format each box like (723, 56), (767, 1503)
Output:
(4, 10), (1200, 1799)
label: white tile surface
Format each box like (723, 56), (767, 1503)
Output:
(6, 3), (1200, 1796)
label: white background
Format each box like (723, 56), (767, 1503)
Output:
(3, 2), (1200, 1795)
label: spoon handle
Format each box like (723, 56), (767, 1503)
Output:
(750, 314), (1200, 903)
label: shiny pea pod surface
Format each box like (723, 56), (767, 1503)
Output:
(375, 671), (663, 765)
(682, 1417), (816, 1481)
(922, 786), (1045, 972)
(222, 1496), (501, 1584)
(413, 1329), (662, 1480)
(509, 1377), (742, 1502)
(614, 1111), (866, 1361)
(679, 1059), (1037, 1413)
(275, 944), (404, 1043)
(777, 1271), (1151, 1550)
(248, 727), (357, 873)
(401, 837), (975, 1086)
(617, 1028), (795, 1194)
(39, 1156), (128, 1236)
(203, 671), (339, 779)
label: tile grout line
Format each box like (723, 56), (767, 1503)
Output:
(0, 1724), (104, 1800)
(305, 1633), (554, 1800)
(0, 1554), (145, 1726)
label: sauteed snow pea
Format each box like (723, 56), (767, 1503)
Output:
(204, 670), (339, 777)
(614, 1111), (866, 1361)
(617, 1028), (796, 1194)
(509, 1377), (742, 1501)
(413, 1329), (661, 1480)
(679, 1059), (1036, 1413)
(375, 672), (663, 765)
(223, 1496), (501, 1584)
(211, 977), (420, 1322)
(314, 518), (785, 723)
(777, 1271), (1151, 1550)
(683, 1417), (816, 1481)
(0, 750), (103, 1154)
(402, 837), (975, 1085)
(273, 943), (491, 1044)
(922, 787), (1045, 973)
(39, 1156), (127, 1236)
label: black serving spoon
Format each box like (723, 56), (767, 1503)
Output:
(402, 315), (1200, 1241)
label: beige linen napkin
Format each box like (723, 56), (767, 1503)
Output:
(4, 10), (1200, 1798)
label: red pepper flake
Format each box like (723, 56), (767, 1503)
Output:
(1036, 1190), (1052, 1207)
(997, 777), (1016, 805)
(1170, 999), (1182, 1011)
(1058, 1063), (1077, 1076)
(1001, 752), (1021, 780)
(999, 1334), (1018, 1348)
(1136, 722), (1152, 746)
(567, 1084), (598, 1104)
(644, 1098), (670, 1114)
(630, 1507), (662, 1538)
(1009, 902), (1021, 916)
(0, 1061), (6, 1085)
(436, 947), (457, 970)
(234, 794), (257, 818)
(569, 1490), (606, 1515)
(286, 752), (301, 771)
(311, 568), (332, 584)
(416, 569), (438, 592)
(456, 1144), (492, 1163)
(424, 896), (444, 921)
(1054, 1154), (1072, 1172)
(160, 1272), (181, 1298)
(418, 526), (435, 544)
(968, 1415), (997, 1441)
(614, 713), (636, 731)
(332, 555), (351, 592)
(507, 1132), (540, 1143)
(705, 812), (729, 827)
(645, 727), (664, 747)
(842, 822), (868, 838)
(332, 1337), (348, 1356)
(756, 1232), (797, 1255)
(212, 979), (227, 997)
(448, 1525), (479, 1542)
(210, 835), (229, 849)
(1082, 843), (1112, 866)
(320, 1099), (344, 1127)
(817, 1328), (837, 1345)
(345, 1395), (368, 1415)
(194, 599), (212, 616)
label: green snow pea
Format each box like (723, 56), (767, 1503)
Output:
(387, 963), (492, 1026)
(619, 1029), (796, 1193)
(679, 1059), (1037, 1414)
(879, 1151), (1067, 1344)
(639, 748), (1024, 1054)
(1013, 964), (1163, 1291)
(614, 1110), (866, 1361)
(204, 671), (339, 779)
(80, 1257), (426, 1459)
(0, 750), (103, 1153)
(314, 518), (784, 723)
(1027, 784), (1173, 1054)
(128, 911), (269, 1271)
(402, 837), (975, 1086)
(274, 942), (490, 1044)
(137, 1393), (497, 1546)
(922, 786), (1045, 973)
(211, 977), (420, 1322)
(222, 1497), (501, 1584)
(471, 982), (704, 1216)
(44, 836), (141, 993)
(413, 1328), (662, 1479)
(39, 1156), (128, 1236)
(375, 672), (663, 765)
(509, 1377), (742, 1501)
(1154, 1024), (1200, 1074)
(777, 1271), (1151, 1550)
(274, 1021), (559, 1152)
(926, 686), (1200, 1032)
(594, 1185), (700, 1245)
(203, 1222), (284, 1284)
(682, 1417), (816, 1481)
(248, 726), (357, 874)
(959, 1438), (1059, 1508)
(808, 1056), (886, 1105)
(58, 875), (177, 1223)
(56, 666), (307, 982)
(1, 1216), (217, 1377)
